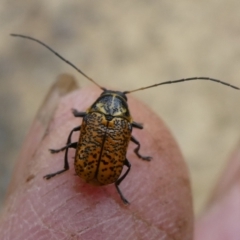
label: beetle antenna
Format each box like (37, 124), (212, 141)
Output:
(123, 77), (240, 94)
(10, 33), (105, 90)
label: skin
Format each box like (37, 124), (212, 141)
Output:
(1, 74), (238, 239)
(194, 144), (240, 240)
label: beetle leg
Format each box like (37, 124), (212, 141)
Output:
(44, 125), (81, 180)
(131, 136), (152, 161)
(132, 121), (143, 129)
(72, 109), (86, 118)
(49, 125), (81, 153)
(49, 142), (77, 153)
(115, 159), (131, 205)
(44, 142), (77, 179)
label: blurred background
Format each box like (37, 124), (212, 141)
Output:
(1, 0), (240, 216)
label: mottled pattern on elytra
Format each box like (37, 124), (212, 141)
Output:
(74, 112), (132, 185)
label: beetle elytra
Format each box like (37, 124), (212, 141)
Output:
(11, 34), (240, 204)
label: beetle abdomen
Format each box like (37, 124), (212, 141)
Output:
(74, 112), (132, 185)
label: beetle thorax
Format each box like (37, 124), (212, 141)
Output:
(88, 92), (132, 120)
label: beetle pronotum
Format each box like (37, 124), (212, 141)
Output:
(11, 34), (240, 204)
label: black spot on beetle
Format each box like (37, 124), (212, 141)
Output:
(101, 159), (109, 165)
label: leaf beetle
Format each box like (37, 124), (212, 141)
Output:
(11, 34), (240, 204)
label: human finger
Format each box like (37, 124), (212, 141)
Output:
(0, 74), (193, 240)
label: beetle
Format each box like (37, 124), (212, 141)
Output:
(11, 34), (240, 204)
